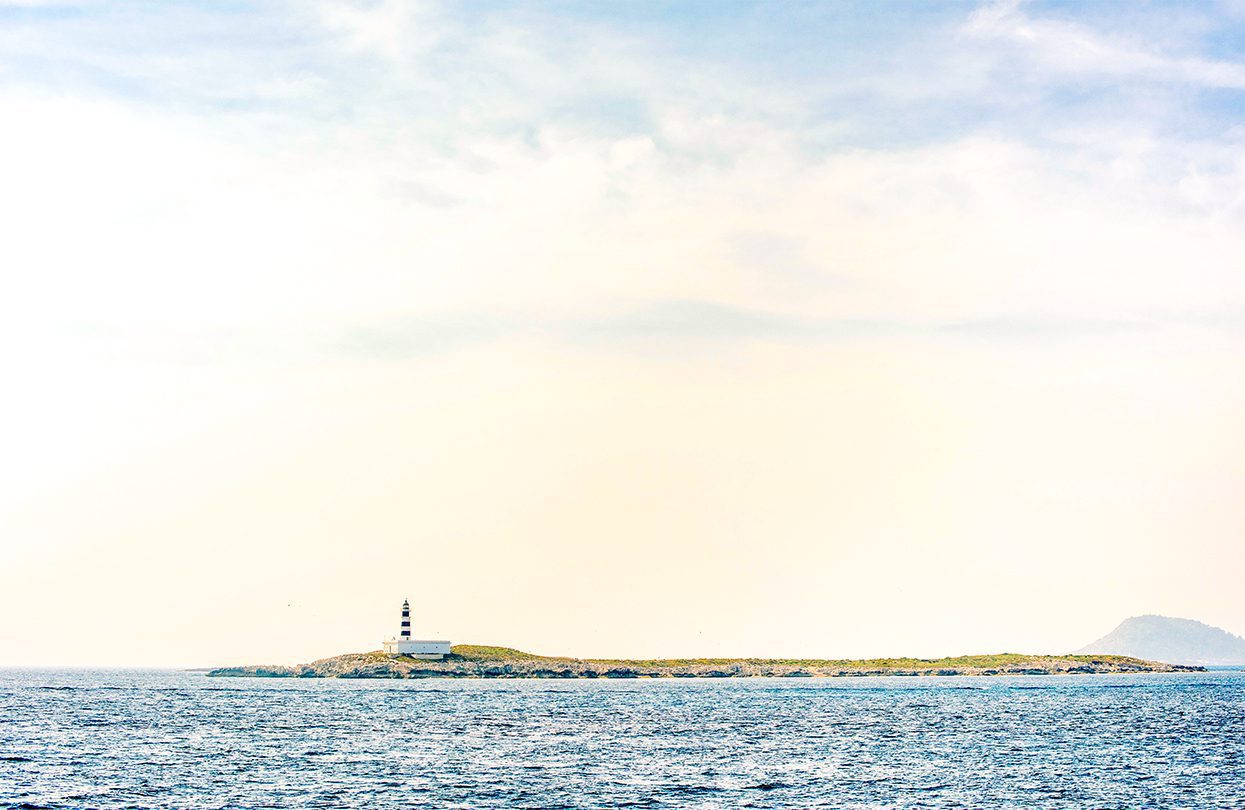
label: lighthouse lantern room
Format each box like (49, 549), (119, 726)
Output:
(382, 599), (451, 658)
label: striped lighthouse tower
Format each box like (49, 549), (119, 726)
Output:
(383, 599), (452, 658)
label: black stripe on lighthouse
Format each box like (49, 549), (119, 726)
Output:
(401, 601), (411, 638)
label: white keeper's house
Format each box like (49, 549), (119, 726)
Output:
(382, 599), (451, 659)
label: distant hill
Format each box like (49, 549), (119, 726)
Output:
(1075, 615), (1245, 666)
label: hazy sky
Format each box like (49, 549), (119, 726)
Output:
(3, 0), (1245, 667)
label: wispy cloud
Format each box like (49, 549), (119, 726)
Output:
(965, 0), (1245, 89)
(3, 1), (1245, 354)
(328, 300), (1163, 362)
(316, 0), (441, 64)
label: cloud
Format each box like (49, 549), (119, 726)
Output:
(327, 300), (1168, 361)
(0, 1), (98, 6)
(574, 302), (1166, 347)
(570, 300), (842, 343)
(4, 3), (1245, 356)
(316, 0), (441, 64)
(337, 315), (523, 360)
(936, 315), (1153, 340)
(965, 0), (1245, 89)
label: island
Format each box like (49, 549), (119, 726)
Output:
(207, 645), (1202, 678)
(1076, 614), (1245, 667)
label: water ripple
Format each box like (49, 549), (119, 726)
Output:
(0, 670), (1242, 808)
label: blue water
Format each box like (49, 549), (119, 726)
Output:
(1, 670), (1242, 808)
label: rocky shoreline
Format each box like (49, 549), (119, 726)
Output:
(208, 645), (1201, 679)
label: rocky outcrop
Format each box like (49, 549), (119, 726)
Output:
(208, 645), (1201, 679)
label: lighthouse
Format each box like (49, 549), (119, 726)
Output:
(382, 599), (451, 658)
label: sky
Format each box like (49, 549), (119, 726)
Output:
(2, 0), (1245, 667)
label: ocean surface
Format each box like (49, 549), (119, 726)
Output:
(1, 669), (1242, 809)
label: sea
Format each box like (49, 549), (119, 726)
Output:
(1, 669), (1242, 809)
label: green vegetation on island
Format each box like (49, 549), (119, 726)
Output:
(207, 644), (1201, 679)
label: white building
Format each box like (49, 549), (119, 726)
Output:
(382, 599), (451, 659)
